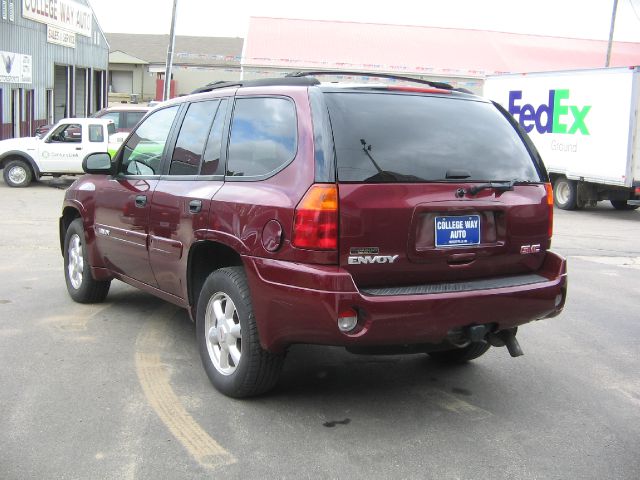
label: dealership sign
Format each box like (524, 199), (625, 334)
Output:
(0, 51), (32, 84)
(47, 25), (76, 48)
(22, 0), (92, 37)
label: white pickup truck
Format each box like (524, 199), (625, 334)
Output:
(0, 118), (118, 188)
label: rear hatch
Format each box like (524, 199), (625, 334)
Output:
(323, 89), (551, 289)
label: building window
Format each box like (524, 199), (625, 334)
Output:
(8, 0), (13, 21)
(2, 1), (7, 20)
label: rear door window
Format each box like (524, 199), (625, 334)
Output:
(169, 100), (220, 175)
(201, 99), (228, 175)
(226, 97), (297, 178)
(88, 124), (104, 142)
(324, 93), (540, 183)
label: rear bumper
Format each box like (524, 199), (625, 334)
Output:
(244, 252), (567, 353)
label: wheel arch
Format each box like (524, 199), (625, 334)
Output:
(187, 240), (244, 318)
(0, 151), (41, 177)
(59, 206), (83, 255)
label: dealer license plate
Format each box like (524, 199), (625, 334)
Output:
(435, 215), (481, 248)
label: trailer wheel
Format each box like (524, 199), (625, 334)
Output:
(553, 178), (579, 210)
(610, 200), (639, 211)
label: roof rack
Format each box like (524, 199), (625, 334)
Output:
(191, 76), (320, 94)
(286, 70), (454, 90)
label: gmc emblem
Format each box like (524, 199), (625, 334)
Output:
(520, 244), (541, 254)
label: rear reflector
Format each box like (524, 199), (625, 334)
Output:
(387, 85), (452, 94)
(292, 184), (338, 250)
(635, 186), (640, 196)
(337, 309), (358, 332)
(545, 182), (554, 238)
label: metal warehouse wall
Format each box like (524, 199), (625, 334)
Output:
(0, 0), (109, 137)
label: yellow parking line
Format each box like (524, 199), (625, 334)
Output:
(135, 305), (236, 470)
(424, 389), (493, 421)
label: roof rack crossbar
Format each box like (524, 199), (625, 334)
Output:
(285, 70), (454, 90)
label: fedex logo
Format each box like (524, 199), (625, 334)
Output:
(508, 89), (591, 135)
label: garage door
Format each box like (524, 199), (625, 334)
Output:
(75, 68), (86, 117)
(54, 65), (68, 122)
(111, 71), (133, 94)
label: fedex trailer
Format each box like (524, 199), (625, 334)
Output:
(484, 67), (640, 210)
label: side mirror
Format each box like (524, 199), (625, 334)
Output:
(83, 152), (112, 174)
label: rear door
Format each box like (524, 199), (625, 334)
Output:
(323, 90), (551, 289)
(148, 98), (230, 299)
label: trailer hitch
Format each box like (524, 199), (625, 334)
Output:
(487, 328), (524, 357)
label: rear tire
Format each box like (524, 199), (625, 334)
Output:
(428, 342), (490, 364)
(64, 218), (111, 303)
(553, 178), (578, 210)
(3, 159), (33, 187)
(196, 267), (284, 398)
(610, 200), (638, 211)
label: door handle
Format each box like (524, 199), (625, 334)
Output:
(75, 147), (82, 150)
(447, 253), (476, 266)
(135, 195), (147, 207)
(189, 199), (202, 213)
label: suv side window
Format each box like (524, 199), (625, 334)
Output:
(226, 97), (297, 178)
(100, 112), (120, 129)
(169, 100), (220, 176)
(124, 111), (146, 129)
(201, 98), (228, 175)
(118, 106), (179, 176)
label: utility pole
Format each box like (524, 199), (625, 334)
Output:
(163, 0), (179, 101)
(605, 0), (618, 67)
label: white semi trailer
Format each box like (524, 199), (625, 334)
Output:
(484, 67), (640, 210)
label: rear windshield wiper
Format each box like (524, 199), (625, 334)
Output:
(467, 180), (517, 196)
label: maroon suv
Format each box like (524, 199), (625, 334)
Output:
(60, 73), (567, 398)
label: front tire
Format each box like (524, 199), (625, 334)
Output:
(64, 218), (111, 303)
(610, 200), (639, 211)
(3, 159), (33, 187)
(428, 342), (490, 364)
(196, 267), (284, 398)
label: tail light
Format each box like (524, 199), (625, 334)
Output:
(292, 184), (338, 250)
(545, 182), (554, 238)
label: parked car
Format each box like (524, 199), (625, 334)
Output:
(59, 73), (567, 398)
(0, 118), (117, 187)
(36, 105), (150, 139)
(92, 104), (150, 133)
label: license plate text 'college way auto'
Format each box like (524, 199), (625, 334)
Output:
(435, 215), (481, 247)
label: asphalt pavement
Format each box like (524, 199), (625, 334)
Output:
(0, 178), (638, 479)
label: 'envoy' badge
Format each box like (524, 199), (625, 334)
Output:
(348, 247), (399, 265)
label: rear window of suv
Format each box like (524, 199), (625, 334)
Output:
(324, 92), (541, 183)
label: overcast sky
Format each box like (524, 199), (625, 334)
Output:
(89, 0), (640, 42)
